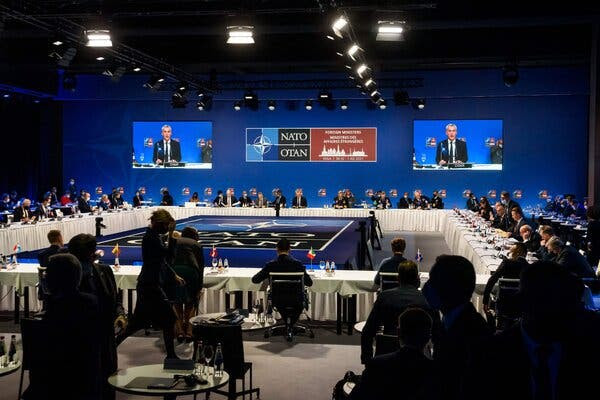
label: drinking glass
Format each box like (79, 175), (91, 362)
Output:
(195, 342), (205, 376)
(211, 258), (218, 270)
(319, 261), (326, 272)
(252, 301), (260, 322)
(204, 345), (214, 376)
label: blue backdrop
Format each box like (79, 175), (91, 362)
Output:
(60, 67), (589, 208)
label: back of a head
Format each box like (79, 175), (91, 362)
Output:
(68, 233), (97, 262)
(427, 255), (475, 310)
(397, 260), (420, 288)
(46, 254), (82, 296)
(181, 226), (199, 240)
(276, 238), (291, 252)
(150, 208), (175, 225)
(398, 307), (433, 350)
(391, 237), (406, 253)
(546, 236), (564, 253)
(519, 261), (582, 341)
(47, 229), (62, 245)
(510, 242), (528, 259)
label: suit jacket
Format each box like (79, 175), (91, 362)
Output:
(587, 220), (600, 268)
(254, 197), (269, 208)
(37, 244), (64, 268)
(333, 197), (348, 208)
(490, 145), (503, 164)
(350, 347), (433, 400)
(523, 231), (541, 252)
(292, 196), (307, 208)
(431, 195), (444, 209)
(433, 303), (492, 400)
(174, 237), (205, 288)
(224, 195), (238, 207)
(492, 212), (511, 231)
(468, 312), (600, 400)
(555, 246), (595, 278)
(34, 204), (53, 219)
(482, 257), (529, 304)
(436, 138), (468, 164)
(506, 199), (521, 216)
(239, 196), (253, 207)
(133, 195), (143, 207)
(213, 195), (225, 207)
(374, 254), (407, 286)
(137, 227), (177, 288)
(509, 218), (527, 240)
(466, 198), (479, 211)
(374, 197), (392, 209)
(413, 197), (429, 209)
(251, 254), (312, 287)
(98, 201), (110, 211)
(13, 206), (32, 222)
(161, 194), (174, 206)
(78, 197), (92, 213)
(361, 285), (435, 363)
(397, 197), (412, 209)
(201, 145), (212, 163)
(273, 195), (287, 209)
(153, 139), (182, 163)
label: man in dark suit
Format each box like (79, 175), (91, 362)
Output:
(468, 261), (600, 400)
(224, 189), (239, 207)
(535, 225), (556, 261)
(13, 198), (34, 222)
(78, 192), (93, 213)
(436, 123), (468, 165)
(213, 190), (225, 207)
(374, 192), (392, 209)
(397, 192), (412, 209)
(502, 206), (527, 240)
(67, 178), (77, 201)
(160, 190), (174, 206)
(37, 230), (64, 268)
(132, 191), (144, 207)
(412, 191), (429, 209)
(520, 225), (541, 252)
(350, 308), (434, 400)
(586, 205), (600, 267)
(547, 237), (595, 278)
(490, 139), (503, 164)
(500, 191), (520, 221)
(201, 139), (213, 163)
(68, 233), (125, 400)
(272, 189), (287, 209)
(491, 202), (511, 231)
(374, 237), (407, 286)
(333, 190), (348, 209)
(110, 192), (124, 209)
(254, 192), (269, 208)
(430, 190), (444, 209)
(291, 188), (308, 208)
(252, 238), (312, 287)
(422, 255), (492, 400)
(34, 196), (55, 220)
(239, 191), (253, 207)
(465, 193), (478, 211)
(362, 260), (436, 364)
(48, 187), (59, 205)
(153, 124), (182, 164)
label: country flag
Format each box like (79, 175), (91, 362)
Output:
(415, 249), (423, 263)
(111, 243), (121, 257)
(210, 246), (218, 258)
(307, 247), (316, 260)
(12, 243), (22, 253)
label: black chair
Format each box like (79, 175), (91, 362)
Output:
(18, 317), (47, 400)
(493, 278), (521, 331)
(264, 272), (314, 342)
(378, 272), (399, 292)
(374, 333), (399, 357)
(191, 322), (259, 400)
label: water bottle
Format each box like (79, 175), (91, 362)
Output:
(223, 258), (229, 269)
(325, 260), (330, 273)
(214, 343), (224, 377)
(218, 258), (223, 271)
(8, 335), (17, 363)
(330, 261), (336, 274)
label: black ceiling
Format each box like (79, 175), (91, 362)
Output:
(0, 0), (599, 93)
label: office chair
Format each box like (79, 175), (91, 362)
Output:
(378, 272), (399, 292)
(192, 323), (259, 400)
(493, 278), (521, 331)
(374, 333), (399, 357)
(264, 272), (314, 342)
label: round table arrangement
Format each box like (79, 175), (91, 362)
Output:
(108, 363), (228, 398)
(0, 361), (21, 378)
(190, 312), (277, 331)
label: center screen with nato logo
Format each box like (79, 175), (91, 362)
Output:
(246, 127), (377, 162)
(132, 121), (213, 169)
(413, 119), (503, 171)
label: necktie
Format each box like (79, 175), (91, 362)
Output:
(450, 141), (454, 163)
(533, 345), (552, 400)
(166, 141), (170, 162)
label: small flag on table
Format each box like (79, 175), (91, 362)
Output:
(210, 245), (218, 258)
(415, 248), (423, 263)
(13, 243), (22, 253)
(111, 243), (121, 257)
(307, 247), (316, 260)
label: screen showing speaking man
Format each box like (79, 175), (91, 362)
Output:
(132, 121), (213, 169)
(413, 119), (503, 171)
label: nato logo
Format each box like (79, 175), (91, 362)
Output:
(425, 137), (437, 147)
(197, 138), (206, 148)
(513, 190), (523, 199)
(271, 187), (280, 196)
(439, 189), (447, 198)
(458, 137), (467, 142)
(365, 188), (374, 197)
(462, 189), (472, 198)
(138, 186), (146, 195)
(485, 137), (496, 147)
(182, 187), (190, 196)
(538, 190), (549, 199)
(204, 187), (212, 196)
(160, 187), (168, 194)
(118, 186), (124, 194)
(249, 187), (257, 196)
(389, 189), (398, 197)
(246, 128), (276, 162)
(488, 190), (497, 199)
(318, 188), (327, 197)
(95, 186), (103, 195)
(144, 138), (153, 148)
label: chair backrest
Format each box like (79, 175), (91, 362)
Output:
(193, 323), (245, 377)
(379, 272), (399, 292)
(269, 272), (305, 312)
(495, 278), (521, 320)
(20, 317), (48, 371)
(374, 333), (399, 357)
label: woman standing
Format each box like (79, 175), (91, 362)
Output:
(172, 226), (205, 342)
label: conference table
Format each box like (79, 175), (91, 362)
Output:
(0, 206), (504, 331)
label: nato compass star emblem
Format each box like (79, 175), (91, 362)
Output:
(252, 134), (272, 156)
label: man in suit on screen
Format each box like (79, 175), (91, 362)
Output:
(153, 124), (181, 165)
(436, 123), (468, 165)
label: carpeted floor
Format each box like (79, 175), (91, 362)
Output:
(0, 230), (450, 400)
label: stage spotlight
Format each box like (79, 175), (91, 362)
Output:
(347, 44), (362, 60)
(364, 78), (375, 87)
(305, 100), (313, 110)
(157, 76), (165, 83)
(197, 95), (213, 111)
(356, 64), (368, 77)
(171, 90), (188, 108)
(178, 82), (188, 91)
(102, 65), (126, 82)
(56, 47), (76, 68)
(143, 75), (163, 90)
(503, 65), (519, 87)
(319, 90), (332, 101)
(332, 15), (348, 38)
(62, 72), (77, 92)
(234, 101), (242, 111)
(394, 91), (410, 106)
(340, 100), (348, 110)
(326, 35), (335, 41)
(376, 21), (405, 41)
(95, 56), (105, 61)
(268, 100), (276, 111)
(413, 99), (426, 110)
(378, 99), (387, 110)
(85, 30), (112, 47)
(2, 93), (10, 99)
(227, 26), (255, 44)
(52, 39), (63, 46)
(133, 66), (141, 72)
(244, 91), (259, 110)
